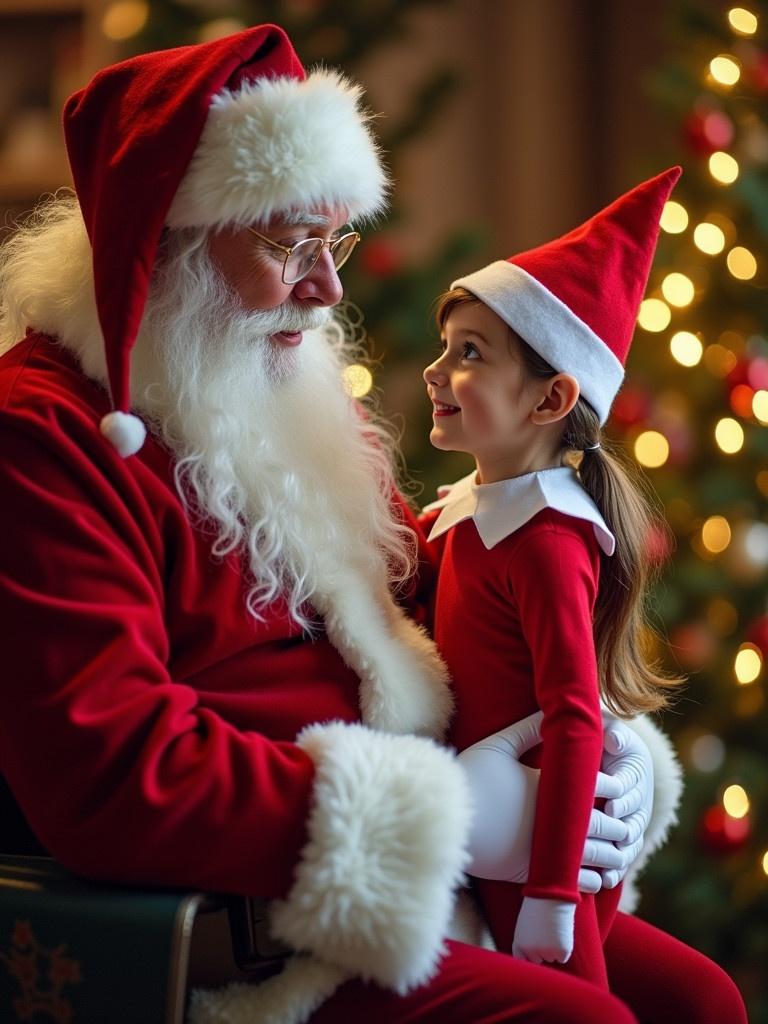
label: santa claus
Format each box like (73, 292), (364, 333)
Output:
(0, 23), (745, 1024)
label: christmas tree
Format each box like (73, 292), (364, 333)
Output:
(615, 4), (768, 1020)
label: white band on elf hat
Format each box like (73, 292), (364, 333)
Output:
(167, 69), (387, 230)
(453, 261), (625, 425)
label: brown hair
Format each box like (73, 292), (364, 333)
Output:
(435, 287), (683, 716)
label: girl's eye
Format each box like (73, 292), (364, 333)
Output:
(462, 341), (480, 360)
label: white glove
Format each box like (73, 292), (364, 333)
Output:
(512, 896), (575, 964)
(458, 711), (653, 890)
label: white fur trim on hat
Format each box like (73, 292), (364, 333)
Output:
(269, 721), (472, 994)
(453, 261), (625, 424)
(167, 69), (388, 229)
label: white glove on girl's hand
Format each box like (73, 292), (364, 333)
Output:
(512, 896), (575, 963)
(458, 711), (654, 890)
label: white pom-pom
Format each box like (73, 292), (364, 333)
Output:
(100, 411), (147, 457)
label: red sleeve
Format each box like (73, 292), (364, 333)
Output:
(508, 517), (603, 903)
(0, 411), (314, 897)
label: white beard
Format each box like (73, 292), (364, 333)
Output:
(129, 226), (416, 628)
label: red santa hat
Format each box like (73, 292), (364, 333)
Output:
(452, 166), (682, 424)
(63, 24), (388, 457)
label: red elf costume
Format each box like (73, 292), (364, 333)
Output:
(422, 168), (681, 987)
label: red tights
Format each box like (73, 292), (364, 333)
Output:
(310, 912), (747, 1024)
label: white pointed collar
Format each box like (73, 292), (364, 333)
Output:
(423, 465), (616, 555)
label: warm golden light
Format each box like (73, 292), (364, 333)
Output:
(763, 850), (768, 875)
(710, 54), (742, 86)
(735, 643), (762, 684)
(715, 417), (744, 453)
(727, 246), (757, 280)
(701, 515), (731, 553)
(197, 18), (248, 42)
(660, 201), (689, 234)
(634, 430), (669, 468)
(709, 151), (740, 184)
(637, 298), (672, 332)
(661, 273), (695, 307)
(102, 0), (149, 40)
(343, 364), (374, 398)
(723, 783), (750, 817)
(754, 390), (768, 423)
(693, 222), (726, 254)
(706, 598), (738, 635)
(670, 331), (703, 366)
(703, 343), (738, 377)
(728, 7), (758, 35)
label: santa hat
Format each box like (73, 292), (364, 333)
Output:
(452, 166), (681, 424)
(63, 24), (388, 457)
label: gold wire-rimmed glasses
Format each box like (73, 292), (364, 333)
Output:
(247, 226), (361, 285)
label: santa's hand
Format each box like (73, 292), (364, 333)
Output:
(586, 712), (654, 890)
(512, 896), (575, 964)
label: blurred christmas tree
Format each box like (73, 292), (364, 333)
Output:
(118, 0), (484, 498)
(616, 3), (768, 1019)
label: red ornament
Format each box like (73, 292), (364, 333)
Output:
(698, 804), (751, 854)
(682, 109), (735, 156)
(610, 385), (651, 428)
(359, 238), (402, 278)
(746, 615), (768, 657)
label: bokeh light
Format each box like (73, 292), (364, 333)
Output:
(715, 416), (744, 452)
(102, 0), (149, 39)
(709, 54), (741, 86)
(728, 7), (758, 35)
(638, 298), (672, 332)
(703, 343), (738, 377)
(343, 364), (374, 398)
(709, 151), (740, 184)
(701, 515), (731, 553)
(735, 643), (763, 684)
(660, 201), (689, 233)
(661, 272), (695, 307)
(670, 331), (703, 366)
(753, 389), (768, 423)
(634, 430), (669, 467)
(727, 246), (757, 280)
(693, 222), (726, 254)
(690, 733), (726, 772)
(723, 784), (750, 817)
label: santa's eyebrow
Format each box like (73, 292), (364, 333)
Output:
(280, 212), (332, 227)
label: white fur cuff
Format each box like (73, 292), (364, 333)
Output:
(269, 721), (472, 993)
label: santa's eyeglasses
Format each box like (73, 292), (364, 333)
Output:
(247, 226), (361, 285)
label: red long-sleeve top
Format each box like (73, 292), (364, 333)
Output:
(432, 509), (604, 903)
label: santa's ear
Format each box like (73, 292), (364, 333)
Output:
(531, 373), (580, 425)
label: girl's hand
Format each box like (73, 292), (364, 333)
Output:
(512, 896), (575, 963)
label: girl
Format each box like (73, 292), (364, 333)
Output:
(421, 167), (685, 987)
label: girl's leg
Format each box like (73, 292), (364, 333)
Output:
(310, 939), (639, 1024)
(604, 912), (748, 1024)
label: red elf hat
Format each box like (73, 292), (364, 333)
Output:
(63, 24), (388, 457)
(452, 166), (681, 424)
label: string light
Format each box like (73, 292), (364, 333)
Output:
(735, 643), (763, 683)
(661, 272), (695, 307)
(744, 522), (768, 567)
(703, 343), (738, 377)
(709, 54), (742, 86)
(722, 784), (750, 817)
(634, 430), (669, 467)
(728, 7), (758, 35)
(670, 331), (703, 366)
(715, 416), (744, 453)
(101, 0), (149, 40)
(727, 246), (757, 280)
(638, 298), (672, 332)
(660, 201), (689, 233)
(693, 222), (726, 255)
(754, 390), (768, 423)
(343, 364), (374, 398)
(709, 151), (740, 184)
(763, 850), (768, 876)
(730, 383), (755, 418)
(701, 515), (731, 553)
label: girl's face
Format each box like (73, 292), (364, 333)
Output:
(423, 301), (552, 483)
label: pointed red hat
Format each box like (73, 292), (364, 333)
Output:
(63, 25), (388, 456)
(452, 167), (681, 424)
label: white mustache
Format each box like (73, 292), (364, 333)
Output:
(244, 300), (331, 338)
